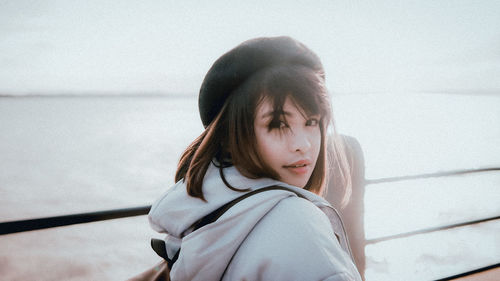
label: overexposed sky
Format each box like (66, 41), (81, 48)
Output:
(1, 0), (499, 95)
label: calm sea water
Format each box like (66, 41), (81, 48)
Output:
(0, 93), (499, 280)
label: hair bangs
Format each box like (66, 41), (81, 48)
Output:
(257, 65), (331, 127)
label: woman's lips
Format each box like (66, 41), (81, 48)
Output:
(283, 160), (310, 175)
(285, 165), (309, 174)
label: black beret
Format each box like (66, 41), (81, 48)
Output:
(198, 36), (324, 128)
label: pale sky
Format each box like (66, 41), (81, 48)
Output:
(1, 0), (499, 95)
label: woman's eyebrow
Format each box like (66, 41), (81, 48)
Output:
(261, 110), (291, 118)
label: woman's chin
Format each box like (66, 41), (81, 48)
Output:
(279, 176), (309, 188)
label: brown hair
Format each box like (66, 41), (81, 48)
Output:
(176, 65), (351, 204)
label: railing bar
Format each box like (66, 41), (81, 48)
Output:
(434, 262), (500, 281)
(0, 205), (151, 235)
(365, 167), (500, 185)
(366, 215), (500, 245)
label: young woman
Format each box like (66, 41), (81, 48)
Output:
(148, 36), (362, 280)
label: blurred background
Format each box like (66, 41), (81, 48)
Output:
(0, 0), (499, 280)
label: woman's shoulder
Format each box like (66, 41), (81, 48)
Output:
(224, 196), (359, 280)
(254, 196), (338, 252)
(269, 195), (333, 231)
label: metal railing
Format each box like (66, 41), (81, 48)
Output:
(435, 263), (500, 281)
(362, 167), (500, 279)
(365, 167), (499, 185)
(0, 206), (150, 235)
(365, 214), (500, 245)
(363, 167), (500, 246)
(1, 166), (499, 280)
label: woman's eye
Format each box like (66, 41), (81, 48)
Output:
(268, 119), (289, 131)
(306, 118), (319, 126)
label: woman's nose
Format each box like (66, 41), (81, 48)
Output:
(290, 130), (311, 153)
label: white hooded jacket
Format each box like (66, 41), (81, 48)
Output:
(148, 162), (362, 281)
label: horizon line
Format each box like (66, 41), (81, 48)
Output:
(0, 89), (499, 98)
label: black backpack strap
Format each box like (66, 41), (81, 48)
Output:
(190, 185), (305, 232)
(151, 238), (167, 259)
(151, 185), (304, 264)
(150, 238), (181, 269)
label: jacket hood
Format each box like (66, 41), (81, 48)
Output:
(148, 162), (333, 281)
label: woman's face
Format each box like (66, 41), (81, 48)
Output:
(254, 97), (321, 188)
